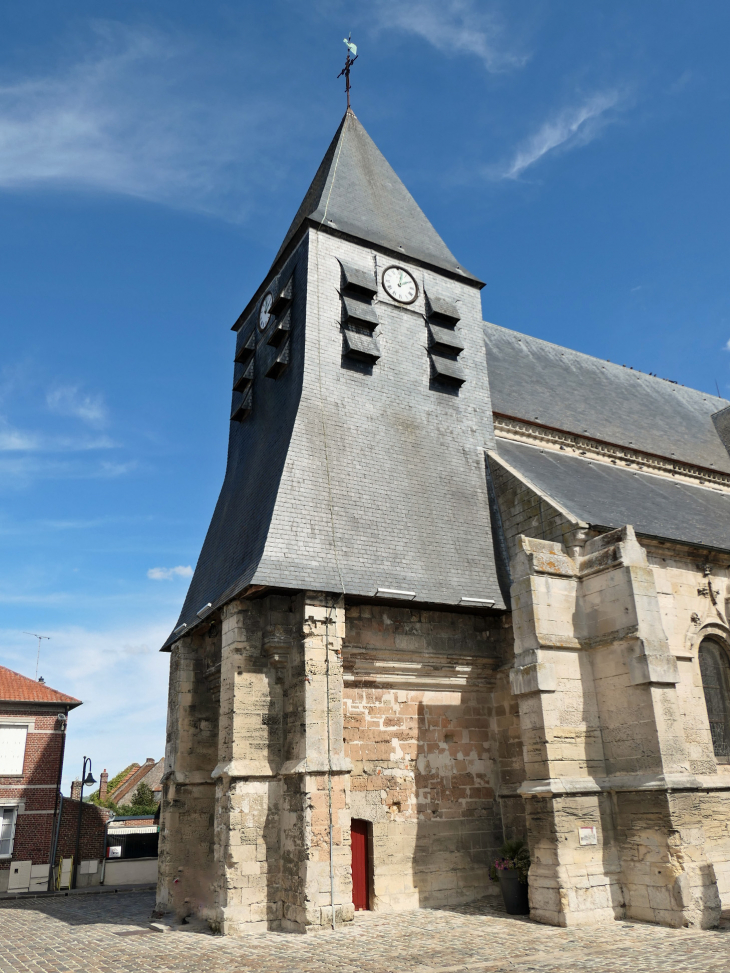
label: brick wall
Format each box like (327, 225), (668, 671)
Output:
(56, 798), (111, 863)
(0, 707), (66, 871)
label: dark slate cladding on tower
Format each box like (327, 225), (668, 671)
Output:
(163, 110), (504, 649)
(171, 242), (308, 640)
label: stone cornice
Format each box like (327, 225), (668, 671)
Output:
(342, 647), (497, 690)
(493, 413), (730, 492)
(519, 772), (730, 797)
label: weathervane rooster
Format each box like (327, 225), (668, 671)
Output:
(337, 34), (358, 110)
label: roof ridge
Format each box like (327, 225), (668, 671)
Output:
(271, 110), (479, 282)
(483, 321), (729, 407)
(108, 758), (159, 803)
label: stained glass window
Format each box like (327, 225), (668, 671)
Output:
(699, 639), (730, 758)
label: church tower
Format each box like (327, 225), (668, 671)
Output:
(157, 109), (508, 934)
(157, 102), (730, 935)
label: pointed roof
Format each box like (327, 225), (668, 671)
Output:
(274, 110), (480, 283)
(0, 664), (81, 707)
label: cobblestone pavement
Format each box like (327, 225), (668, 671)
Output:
(1, 890), (730, 973)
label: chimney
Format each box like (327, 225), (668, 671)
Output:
(99, 769), (109, 803)
(70, 778), (82, 801)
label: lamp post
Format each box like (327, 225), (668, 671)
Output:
(72, 756), (96, 890)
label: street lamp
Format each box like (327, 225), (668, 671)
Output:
(72, 756), (96, 890)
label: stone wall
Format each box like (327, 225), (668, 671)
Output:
(157, 521), (730, 933)
(159, 592), (353, 935)
(507, 526), (730, 928)
(487, 452), (588, 561)
(342, 604), (512, 911)
(158, 596), (526, 932)
(157, 628), (220, 920)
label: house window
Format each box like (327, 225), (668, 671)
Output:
(0, 724), (28, 775)
(699, 639), (730, 758)
(0, 806), (18, 858)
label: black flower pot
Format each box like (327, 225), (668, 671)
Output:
(497, 868), (530, 915)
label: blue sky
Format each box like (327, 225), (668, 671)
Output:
(1, 1), (729, 792)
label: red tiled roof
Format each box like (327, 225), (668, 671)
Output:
(108, 758), (159, 803)
(107, 764), (141, 802)
(0, 665), (81, 707)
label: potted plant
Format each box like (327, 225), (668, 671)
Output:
(491, 838), (530, 915)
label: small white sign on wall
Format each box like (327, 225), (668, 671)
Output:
(579, 826), (597, 846)
(107, 846), (122, 858)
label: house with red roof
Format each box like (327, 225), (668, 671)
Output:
(0, 664), (86, 893)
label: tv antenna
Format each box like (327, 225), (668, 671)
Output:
(24, 632), (50, 680)
(337, 35), (358, 110)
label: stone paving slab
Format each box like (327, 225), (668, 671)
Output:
(1, 890), (730, 973)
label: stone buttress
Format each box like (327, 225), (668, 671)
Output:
(510, 526), (725, 928)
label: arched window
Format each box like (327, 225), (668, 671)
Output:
(699, 639), (730, 758)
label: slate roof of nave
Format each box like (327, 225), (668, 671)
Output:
(491, 438), (730, 552)
(272, 109), (479, 283)
(484, 322), (730, 474)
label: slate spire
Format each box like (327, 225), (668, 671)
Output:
(274, 110), (479, 282)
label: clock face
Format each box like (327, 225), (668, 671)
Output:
(258, 292), (273, 331)
(382, 266), (418, 304)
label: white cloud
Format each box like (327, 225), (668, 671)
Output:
(0, 620), (171, 795)
(0, 418), (118, 454)
(0, 417), (121, 488)
(496, 91), (623, 180)
(0, 421), (40, 451)
(372, 0), (528, 72)
(47, 385), (107, 427)
(147, 565), (193, 581)
(0, 452), (132, 490)
(98, 459), (136, 477)
(0, 23), (284, 220)
(724, 339), (730, 352)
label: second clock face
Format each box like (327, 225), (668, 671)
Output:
(259, 292), (273, 331)
(382, 266), (418, 304)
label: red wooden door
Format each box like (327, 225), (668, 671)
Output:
(351, 819), (370, 911)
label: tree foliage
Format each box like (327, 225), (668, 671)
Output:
(87, 763), (140, 807)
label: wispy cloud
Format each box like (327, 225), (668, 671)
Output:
(0, 23), (285, 220)
(494, 91), (624, 180)
(47, 385), (107, 427)
(373, 0), (528, 73)
(0, 417), (116, 453)
(0, 453), (132, 489)
(147, 565), (193, 581)
(724, 339), (730, 352)
(0, 421), (39, 451)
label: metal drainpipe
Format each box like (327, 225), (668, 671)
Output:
(100, 813), (114, 885)
(47, 794), (64, 892)
(325, 607), (336, 931)
(46, 716), (67, 892)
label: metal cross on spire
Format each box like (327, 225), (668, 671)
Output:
(337, 35), (358, 110)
